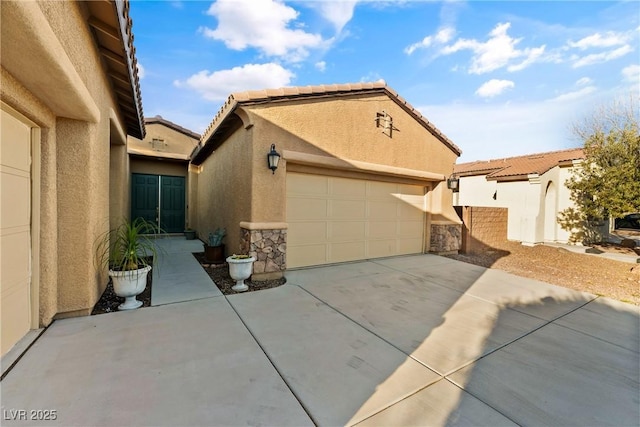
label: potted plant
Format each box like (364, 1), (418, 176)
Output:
(204, 227), (226, 263)
(96, 217), (160, 310)
(226, 254), (256, 292)
(184, 228), (196, 240)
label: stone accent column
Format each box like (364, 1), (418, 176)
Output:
(429, 222), (462, 253)
(239, 222), (287, 281)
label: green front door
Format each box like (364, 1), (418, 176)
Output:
(131, 173), (185, 233)
(160, 176), (185, 233)
(131, 173), (159, 225)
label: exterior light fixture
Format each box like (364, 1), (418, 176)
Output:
(267, 144), (280, 174)
(447, 175), (460, 192)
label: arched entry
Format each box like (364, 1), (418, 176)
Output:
(544, 181), (557, 242)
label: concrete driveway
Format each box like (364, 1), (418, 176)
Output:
(2, 249), (638, 426)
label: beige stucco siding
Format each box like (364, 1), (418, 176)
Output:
(244, 94), (459, 224)
(196, 123), (253, 254)
(128, 122), (198, 158)
(1, 0), (137, 337)
(130, 157), (188, 177)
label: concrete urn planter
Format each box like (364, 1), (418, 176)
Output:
(226, 255), (255, 292)
(109, 265), (151, 310)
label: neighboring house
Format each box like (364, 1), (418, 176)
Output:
(453, 148), (585, 246)
(1, 1), (143, 356)
(127, 116), (200, 233)
(189, 83), (463, 279)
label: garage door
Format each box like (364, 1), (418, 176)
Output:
(1, 109), (32, 356)
(287, 173), (426, 268)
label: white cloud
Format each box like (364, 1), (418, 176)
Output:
(571, 45), (633, 68)
(137, 63), (145, 79)
(622, 64), (640, 82)
(475, 79), (515, 98)
(174, 63), (295, 102)
(440, 22), (546, 74)
(576, 77), (593, 86)
(315, 1), (358, 33)
(567, 31), (631, 50)
(315, 61), (327, 72)
(404, 27), (455, 55)
(549, 86), (597, 103)
(200, 0), (324, 62)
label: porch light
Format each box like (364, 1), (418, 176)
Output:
(267, 144), (281, 174)
(447, 175), (459, 192)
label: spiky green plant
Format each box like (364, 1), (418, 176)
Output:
(96, 217), (162, 272)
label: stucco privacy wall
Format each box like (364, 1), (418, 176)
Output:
(1, 0), (143, 346)
(454, 165), (577, 244)
(193, 87), (461, 275)
(194, 121), (252, 255)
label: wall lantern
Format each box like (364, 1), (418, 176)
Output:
(447, 175), (460, 192)
(267, 144), (281, 174)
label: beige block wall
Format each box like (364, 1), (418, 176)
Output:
(1, 1), (134, 324)
(196, 123), (252, 255)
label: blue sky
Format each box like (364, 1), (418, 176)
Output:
(130, 0), (639, 162)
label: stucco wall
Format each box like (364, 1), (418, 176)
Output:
(243, 94), (460, 225)
(454, 165), (578, 245)
(130, 157), (188, 177)
(195, 122), (252, 255)
(128, 122), (197, 157)
(1, 1), (133, 323)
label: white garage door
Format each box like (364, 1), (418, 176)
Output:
(1, 109), (32, 356)
(287, 173), (426, 268)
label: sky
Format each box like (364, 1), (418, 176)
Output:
(130, 0), (639, 162)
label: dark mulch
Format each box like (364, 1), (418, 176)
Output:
(91, 273), (152, 315)
(91, 257), (153, 315)
(192, 252), (286, 295)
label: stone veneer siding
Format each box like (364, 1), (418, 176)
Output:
(240, 226), (287, 279)
(430, 223), (462, 253)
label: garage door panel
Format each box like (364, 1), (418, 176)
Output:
(1, 170), (30, 229)
(399, 220), (424, 237)
(287, 173), (425, 268)
(399, 201), (425, 220)
(369, 221), (398, 239)
(1, 231), (30, 290)
(1, 280), (30, 355)
(288, 221), (327, 244)
(330, 241), (366, 263)
(330, 178), (366, 197)
(330, 199), (366, 219)
(367, 181), (397, 198)
(288, 244), (327, 268)
(287, 198), (328, 220)
(289, 174), (328, 195)
(399, 237), (424, 253)
(367, 201), (397, 220)
(369, 239), (398, 258)
(329, 221), (366, 241)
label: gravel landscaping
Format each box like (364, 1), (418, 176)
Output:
(446, 241), (640, 305)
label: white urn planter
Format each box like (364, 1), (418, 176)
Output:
(226, 255), (256, 292)
(109, 265), (151, 310)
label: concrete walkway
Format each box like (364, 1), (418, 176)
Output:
(2, 237), (638, 426)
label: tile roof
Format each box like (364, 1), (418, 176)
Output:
(193, 82), (461, 164)
(454, 148), (585, 181)
(86, 0), (145, 139)
(145, 115), (200, 140)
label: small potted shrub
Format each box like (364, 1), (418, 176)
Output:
(226, 254), (256, 292)
(184, 228), (196, 240)
(204, 227), (226, 263)
(95, 218), (161, 310)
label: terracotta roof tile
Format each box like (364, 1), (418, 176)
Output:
(196, 82), (461, 162)
(454, 148), (585, 180)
